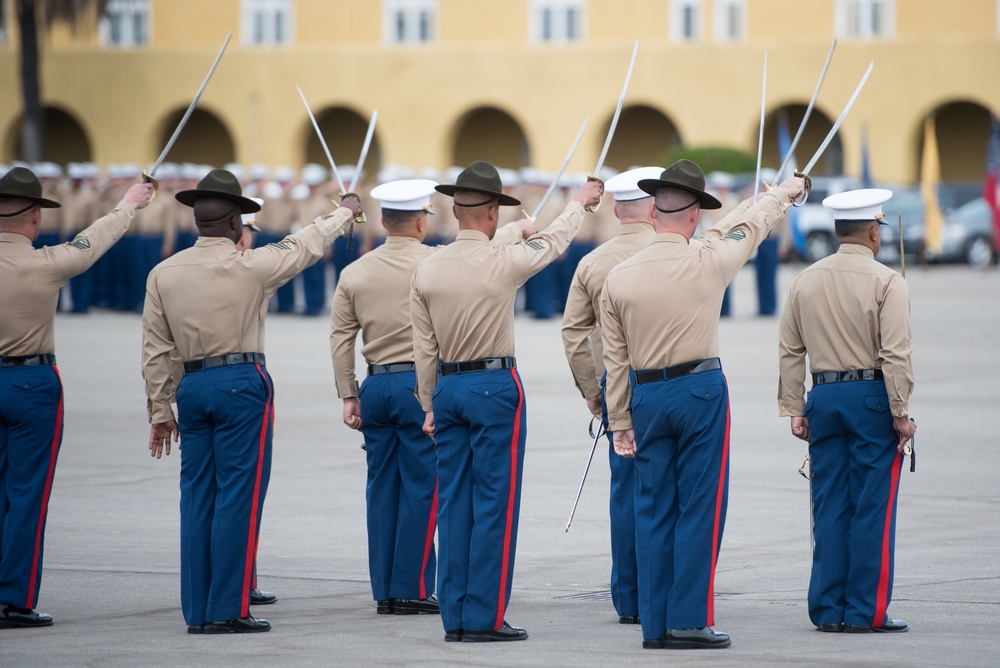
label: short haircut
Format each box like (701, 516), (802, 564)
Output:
(0, 197), (37, 218)
(835, 219), (878, 238)
(381, 209), (423, 227)
(654, 188), (698, 213)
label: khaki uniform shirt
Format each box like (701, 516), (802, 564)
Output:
(141, 208), (352, 423)
(61, 187), (101, 236)
(601, 191), (792, 431)
(411, 201), (587, 411)
(330, 236), (436, 398)
(561, 222), (655, 399)
(0, 203), (136, 356)
(777, 243), (913, 418)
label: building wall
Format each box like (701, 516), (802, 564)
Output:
(0, 0), (997, 184)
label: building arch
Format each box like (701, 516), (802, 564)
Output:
(301, 106), (382, 178)
(599, 104), (681, 170)
(761, 103), (840, 177)
(915, 100), (993, 185)
(3, 106), (93, 165)
(449, 106), (530, 169)
(155, 107), (235, 167)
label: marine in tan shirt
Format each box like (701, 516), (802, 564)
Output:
(0, 166), (152, 629)
(599, 160), (803, 649)
(409, 160), (602, 642)
(140, 169), (359, 634)
(776, 188), (915, 634)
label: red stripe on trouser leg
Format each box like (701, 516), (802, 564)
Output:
(419, 478), (439, 600)
(25, 366), (63, 609)
(241, 365), (271, 617)
(706, 402), (731, 627)
(872, 450), (903, 626)
(494, 370), (524, 631)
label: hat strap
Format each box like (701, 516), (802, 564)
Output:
(0, 202), (38, 218)
(454, 196), (500, 208)
(654, 197), (698, 215)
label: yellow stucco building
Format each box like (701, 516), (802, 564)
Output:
(1, 0), (998, 185)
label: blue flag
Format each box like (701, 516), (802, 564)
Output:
(861, 121), (873, 188)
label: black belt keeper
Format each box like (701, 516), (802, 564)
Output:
(367, 362), (416, 376)
(183, 352), (266, 374)
(0, 354), (57, 368)
(812, 369), (883, 386)
(439, 356), (517, 376)
(633, 357), (722, 385)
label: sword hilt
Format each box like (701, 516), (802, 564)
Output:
(142, 170), (159, 201)
(584, 175), (605, 212)
(792, 171), (812, 208)
(340, 192), (366, 225)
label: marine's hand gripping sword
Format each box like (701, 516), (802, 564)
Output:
(143, 30), (234, 193)
(586, 40), (639, 212)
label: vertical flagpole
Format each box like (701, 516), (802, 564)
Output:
(754, 53), (768, 204)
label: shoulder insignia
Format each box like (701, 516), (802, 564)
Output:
(723, 228), (748, 242)
(67, 238), (92, 251)
(525, 240), (547, 252)
(267, 241), (292, 251)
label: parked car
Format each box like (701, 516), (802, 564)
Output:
(927, 197), (996, 268)
(877, 189), (925, 265)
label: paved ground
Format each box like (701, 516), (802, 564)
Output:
(3, 264), (999, 667)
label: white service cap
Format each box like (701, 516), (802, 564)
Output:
(224, 163), (246, 182)
(249, 164), (270, 181)
(370, 179), (439, 212)
(604, 166), (664, 201)
(34, 161), (63, 179)
(241, 197), (263, 231)
(273, 166), (296, 183)
(301, 163), (328, 186)
(822, 188), (893, 222)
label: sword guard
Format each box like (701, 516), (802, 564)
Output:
(142, 170), (159, 201)
(792, 171), (811, 207)
(340, 192), (366, 224)
(584, 175), (605, 212)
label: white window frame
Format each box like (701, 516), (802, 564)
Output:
(713, 0), (746, 43)
(530, 0), (586, 45)
(834, 0), (895, 40)
(99, 0), (150, 49)
(383, 0), (437, 46)
(241, 0), (295, 48)
(670, 0), (703, 44)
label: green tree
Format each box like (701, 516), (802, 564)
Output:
(664, 146), (761, 174)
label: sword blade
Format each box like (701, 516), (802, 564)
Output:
(753, 52), (768, 204)
(565, 421), (603, 532)
(297, 84), (347, 194)
(348, 110), (378, 194)
(773, 39), (837, 186)
(149, 30), (233, 177)
(593, 39), (639, 175)
(531, 117), (589, 220)
(899, 212), (906, 277)
(801, 61), (874, 175)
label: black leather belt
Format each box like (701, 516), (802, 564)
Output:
(812, 369), (883, 385)
(0, 354), (56, 368)
(368, 362), (416, 376)
(439, 356), (517, 376)
(183, 352), (266, 373)
(633, 357), (722, 385)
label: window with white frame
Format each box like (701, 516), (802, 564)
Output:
(99, 0), (150, 49)
(384, 0), (436, 45)
(713, 0), (745, 43)
(531, 0), (585, 44)
(242, 0), (294, 47)
(670, 0), (703, 43)
(835, 0), (894, 39)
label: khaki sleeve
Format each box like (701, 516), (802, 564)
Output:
(410, 268), (439, 412)
(48, 203), (135, 281)
(696, 200), (753, 245)
(561, 267), (601, 399)
(491, 221), (523, 246)
(600, 277), (633, 431)
(505, 200), (585, 287)
(141, 272), (180, 424)
(701, 190), (791, 284)
(330, 275), (361, 399)
(777, 283), (808, 416)
(251, 208), (351, 292)
(878, 274), (914, 417)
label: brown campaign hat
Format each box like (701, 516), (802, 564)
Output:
(0, 166), (61, 209)
(638, 159), (722, 210)
(435, 161), (521, 207)
(175, 168), (261, 213)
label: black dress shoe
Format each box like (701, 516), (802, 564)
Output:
(461, 620), (528, 642)
(0, 606), (54, 629)
(846, 617), (909, 633)
(394, 594), (440, 615)
(817, 623), (844, 633)
(642, 637), (666, 649)
(203, 615), (271, 634)
(250, 588), (277, 605)
(376, 599), (395, 614)
(663, 627), (731, 649)
(444, 628), (463, 642)
(619, 615), (641, 625)
(187, 625), (204, 634)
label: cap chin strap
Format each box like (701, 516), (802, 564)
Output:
(195, 202), (240, 224)
(654, 197), (698, 215)
(454, 196), (499, 208)
(0, 202), (38, 218)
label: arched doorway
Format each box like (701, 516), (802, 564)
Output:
(156, 107), (235, 166)
(4, 106), (92, 165)
(302, 107), (382, 178)
(450, 107), (529, 169)
(600, 104), (680, 170)
(918, 101), (993, 183)
(762, 103), (840, 177)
